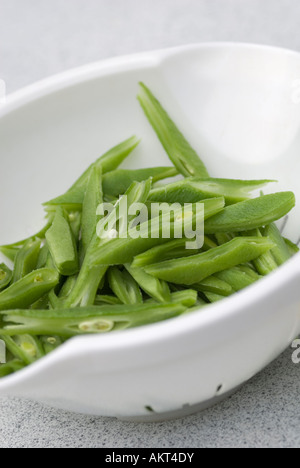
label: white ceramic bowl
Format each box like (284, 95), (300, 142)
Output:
(0, 43), (300, 421)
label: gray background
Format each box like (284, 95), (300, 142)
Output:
(0, 0), (299, 448)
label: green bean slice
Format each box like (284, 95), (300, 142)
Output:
(12, 239), (41, 284)
(103, 167), (178, 198)
(46, 207), (79, 276)
(0, 264), (12, 292)
(0, 303), (186, 337)
(138, 83), (209, 178)
(108, 267), (143, 305)
(0, 268), (59, 311)
(126, 264), (171, 303)
(144, 237), (275, 285)
(205, 192), (295, 234)
(148, 178), (274, 206)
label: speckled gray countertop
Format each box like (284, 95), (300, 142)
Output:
(0, 0), (300, 448)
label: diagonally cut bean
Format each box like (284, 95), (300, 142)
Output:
(0, 264), (12, 292)
(125, 264), (171, 303)
(103, 167), (178, 198)
(108, 267), (143, 305)
(81, 166), (103, 258)
(193, 277), (233, 297)
(148, 178), (274, 205)
(138, 83), (209, 178)
(46, 207), (79, 276)
(263, 224), (291, 266)
(0, 303), (186, 337)
(144, 237), (275, 285)
(12, 239), (41, 284)
(204, 192), (295, 234)
(0, 268), (59, 311)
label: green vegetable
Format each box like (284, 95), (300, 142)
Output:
(0, 268), (59, 310)
(12, 239), (41, 283)
(40, 336), (64, 354)
(132, 238), (200, 268)
(244, 229), (278, 276)
(194, 277), (233, 297)
(215, 266), (261, 292)
(144, 237), (275, 285)
(204, 192), (295, 233)
(146, 290), (198, 308)
(125, 264), (171, 303)
(263, 224), (291, 266)
(138, 83), (209, 178)
(46, 207), (79, 276)
(108, 267), (143, 305)
(0, 264), (12, 292)
(0, 303), (187, 337)
(94, 295), (122, 306)
(204, 293), (225, 303)
(81, 166), (103, 257)
(148, 178), (274, 206)
(0, 359), (25, 378)
(1, 334), (44, 365)
(284, 237), (299, 255)
(103, 167), (178, 197)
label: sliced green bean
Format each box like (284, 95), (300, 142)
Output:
(263, 224), (291, 266)
(30, 295), (50, 310)
(146, 290), (198, 308)
(108, 267), (143, 305)
(138, 83), (209, 178)
(215, 233), (235, 246)
(284, 237), (299, 255)
(36, 244), (49, 269)
(58, 276), (78, 299)
(204, 293), (224, 303)
(44, 136), (140, 207)
(0, 264), (12, 292)
(215, 266), (261, 292)
(0, 268), (59, 311)
(0, 303), (186, 337)
(103, 167), (178, 198)
(68, 211), (82, 241)
(0, 359), (25, 378)
(12, 239), (41, 284)
(94, 295), (122, 306)
(144, 237), (275, 285)
(148, 178), (274, 205)
(126, 264), (171, 303)
(46, 207), (79, 276)
(132, 238), (200, 268)
(205, 192), (295, 234)
(194, 277), (233, 297)
(1, 334), (44, 365)
(40, 336), (63, 354)
(81, 166), (103, 257)
(244, 229), (277, 275)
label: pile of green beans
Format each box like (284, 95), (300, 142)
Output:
(0, 82), (298, 378)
